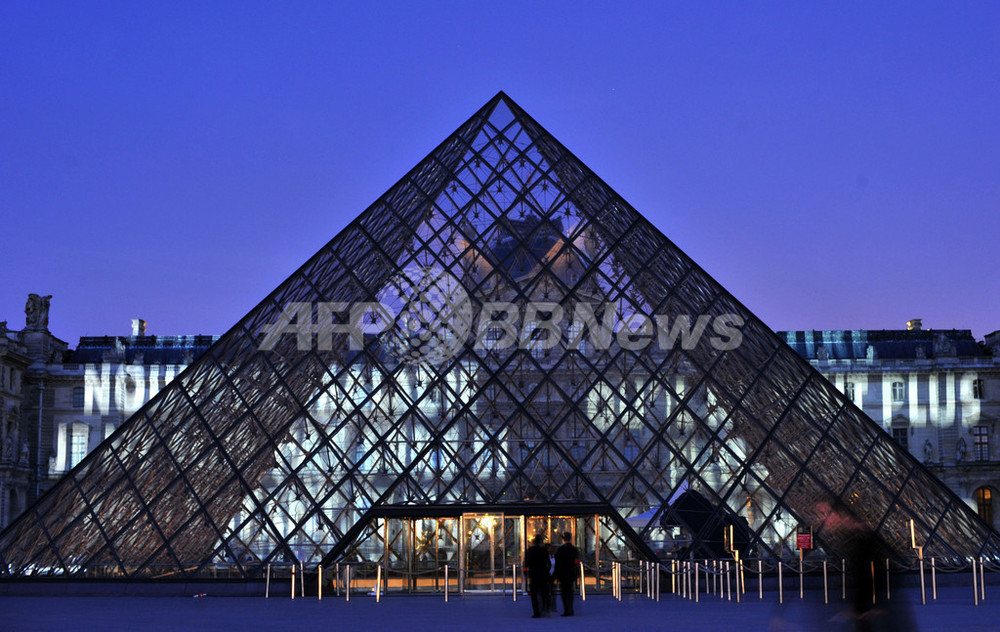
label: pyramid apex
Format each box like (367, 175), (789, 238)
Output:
(491, 90), (517, 107)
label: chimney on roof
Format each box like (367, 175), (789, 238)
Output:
(131, 318), (147, 337)
(907, 319), (922, 331)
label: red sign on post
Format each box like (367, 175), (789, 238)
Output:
(796, 527), (813, 550)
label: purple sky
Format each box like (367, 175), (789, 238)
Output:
(2, 3), (998, 344)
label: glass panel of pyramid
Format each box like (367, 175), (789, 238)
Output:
(2, 93), (998, 579)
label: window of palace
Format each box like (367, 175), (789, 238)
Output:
(972, 426), (990, 462)
(69, 426), (88, 468)
(973, 378), (985, 400)
(891, 426), (908, 452)
(891, 381), (905, 403)
(975, 487), (994, 526)
(844, 381), (855, 401)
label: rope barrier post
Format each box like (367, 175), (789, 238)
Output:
(580, 561), (586, 601)
(798, 549), (804, 600)
(651, 561), (655, 599)
(318, 565), (323, 601)
(346, 565), (351, 602)
(672, 560), (676, 595)
(376, 565), (382, 603)
(726, 561), (732, 601)
(757, 560), (764, 599)
(300, 561), (305, 598)
(973, 558), (979, 606)
(646, 560), (650, 598)
(823, 560), (828, 604)
(687, 561), (692, 600)
(841, 559), (846, 601)
(694, 561), (699, 603)
(918, 548), (925, 606)
(778, 560), (784, 605)
(690, 560), (694, 600)
(931, 557), (937, 600)
(291, 564), (296, 600)
(735, 559), (741, 603)
(656, 561), (661, 602)
(739, 556), (745, 596)
(616, 562), (619, 600)
(444, 565), (449, 603)
(335, 562), (340, 597)
(870, 561), (875, 606)
(648, 560), (653, 599)
(512, 564), (517, 602)
(265, 563), (271, 599)
(980, 556), (986, 601)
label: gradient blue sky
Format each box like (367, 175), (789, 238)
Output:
(2, 2), (998, 344)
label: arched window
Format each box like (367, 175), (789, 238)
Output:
(975, 487), (994, 527)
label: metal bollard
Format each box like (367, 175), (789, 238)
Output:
(778, 560), (784, 605)
(265, 563), (271, 599)
(918, 549), (925, 606)
(841, 559), (846, 600)
(580, 561), (587, 601)
(300, 561), (305, 598)
(656, 562), (661, 602)
(318, 564), (323, 601)
(512, 564), (517, 602)
(726, 561), (732, 601)
(376, 565), (382, 603)
(291, 565), (296, 600)
(694, 562), (699, 603)
(444, 565), (449, 603)
(980, 556), (986, 601)
(823, 560), (828, 604)
(973, 558), (979, 606)
(758, 560), (763, 600)
(346, 565), (351, 602)
(799, 551), (804, 600)
(931, 557), (937, 600)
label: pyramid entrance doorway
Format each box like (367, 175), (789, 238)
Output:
(336, 503), (645, 594)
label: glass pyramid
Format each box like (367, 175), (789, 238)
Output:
(2, 93), (997, 580)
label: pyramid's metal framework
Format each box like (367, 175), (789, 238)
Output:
(2, 93), (998, 580)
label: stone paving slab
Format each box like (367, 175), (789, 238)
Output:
(1, 587), (996, 631)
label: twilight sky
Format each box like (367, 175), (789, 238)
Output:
(2, 3), (998, 344)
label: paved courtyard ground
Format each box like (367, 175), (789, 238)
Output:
(2, 586), (996, 631)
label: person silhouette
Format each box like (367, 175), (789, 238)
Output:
(524, 534), (550, 618)
(554, 531), (580, 616)
(813, 500), (916, 632)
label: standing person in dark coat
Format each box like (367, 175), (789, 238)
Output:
(524, 534), (550, 618)
(554, 531), (580, 616)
